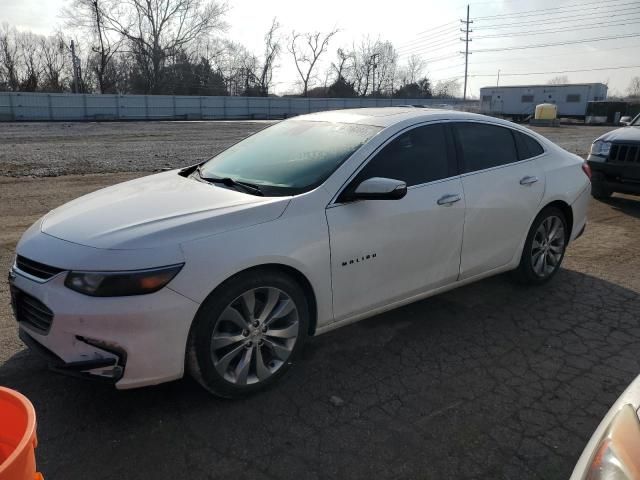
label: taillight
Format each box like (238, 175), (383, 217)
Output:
(582, 162), (592, 180)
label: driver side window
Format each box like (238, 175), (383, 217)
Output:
(354, 123), (452, 187)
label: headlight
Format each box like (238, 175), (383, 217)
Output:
(65, 264), (183, 297)
(581, 404), (640, 480)
(590, 140), (612, 157)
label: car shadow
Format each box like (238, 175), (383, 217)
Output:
(601, 194), (640, 219)
(1, 268), (639, 480)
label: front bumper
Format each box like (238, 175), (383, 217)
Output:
(18, 328), (125, 382)
(588, 154), (640, 195)
(10, 267), (200, 389)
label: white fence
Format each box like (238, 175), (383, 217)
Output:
(0, 92), (474, 121)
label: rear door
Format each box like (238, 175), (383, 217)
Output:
(453, 122), (545, 279)
(326, 123), (465, 321)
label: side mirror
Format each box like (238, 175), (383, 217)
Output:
(620, 116), (631, 126)
(352, 177), (407, 201)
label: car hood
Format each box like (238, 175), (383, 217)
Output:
(596, 126), (640, 143)
(41, 170), (291, 249)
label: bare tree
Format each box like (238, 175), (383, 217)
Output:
(547, 75), (569, 85)
(330, 48), (349, 79)
(433, 78), (461, 98)
(0, 24), (19, 91)
(341, 38), (375, 96)
(39, 34), (66, 92)
(288, 28), (338, 96)
(627, 76), (640, 98)
(217, 40), (258, 95)
(64, 0), (124, 93)
(370, 41), (397, 95)
(18, 32), (42, 91)
(340, 37), (398, 97)
(95, 0), (227, 93)
(398, 54), (426, 86)
(194, 36), (226, 67)
(258, 18), (280, 96)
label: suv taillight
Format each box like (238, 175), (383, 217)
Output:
(582, 162), (592, 180)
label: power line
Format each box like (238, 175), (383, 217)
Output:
(397, 36), (460, 54)
(461, 42), (640, 65)
(473, 18), (640, 39)
(473, 32), (640, 53)
(427, 62), (466, 74)
(397, 38), (463, 58)
(397, 1), (639, 57)
(397, 33), (459, 51)
(397, 27), (459, 49)
(474, 0), (635, 20)
(412, 20), (460, 38)
(475, 6), (640, 30)
(408, 51), (462, 65)
(470, 64), (640, 77)
(398, 39), (461, 57)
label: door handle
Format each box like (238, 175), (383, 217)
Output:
(520, 176), (539, 186)
(437, 194), (461, 206)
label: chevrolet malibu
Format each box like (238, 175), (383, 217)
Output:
(9, 108), (591, 397)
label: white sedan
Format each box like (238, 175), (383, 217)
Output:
(9, 108), (591, 397)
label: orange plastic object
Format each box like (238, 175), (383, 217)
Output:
(0, 387), (42, 480)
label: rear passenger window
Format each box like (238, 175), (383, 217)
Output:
(356, 124), (450, 187)
(455, 123), (518, 173)
(513, 131), (544, 160)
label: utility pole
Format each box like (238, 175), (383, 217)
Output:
(460, 5), (473, 100)
(370, 53), (379, 97)
(497, 69), (501, 86)
(70, 40), (80, 93)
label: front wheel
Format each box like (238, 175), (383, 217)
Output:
(591, 172), (612, 200)
(513, 207), (568, 285)
(591, 181), (612, 200)
(187, 270), (309, 398)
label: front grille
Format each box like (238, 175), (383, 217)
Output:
(12, 289), (54, 334)
(16, 255), (64, 280)
(609, 143), (640, 164)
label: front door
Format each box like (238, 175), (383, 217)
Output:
(326, 123), (465, 322)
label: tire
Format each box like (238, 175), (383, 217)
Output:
(591, 181), (612, 200)
(591, 172), (612, 200)
(187, 269), (309, 398)
(513, 207), (568, 285)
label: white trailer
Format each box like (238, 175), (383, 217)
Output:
(479, 83), (607, 120)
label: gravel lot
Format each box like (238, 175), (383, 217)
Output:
(0, 120), (615, 177)
(1, 120), (639, 480)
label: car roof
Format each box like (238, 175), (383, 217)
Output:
(291, 107), (511, 128)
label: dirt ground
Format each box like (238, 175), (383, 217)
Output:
(1, 121), (639, 480)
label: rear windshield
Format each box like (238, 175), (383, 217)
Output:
(199, 120), (381, 195)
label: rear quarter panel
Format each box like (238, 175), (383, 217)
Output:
(502, 137), (589, 268)
(535, 143), (590, 238)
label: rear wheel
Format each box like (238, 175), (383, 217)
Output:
(187, 270), (309, 398)
(513, 207), (568, 285)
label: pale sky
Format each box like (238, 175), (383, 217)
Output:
(1, 0), (639, 96)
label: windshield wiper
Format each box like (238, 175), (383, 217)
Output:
(196, 167), (263, 196)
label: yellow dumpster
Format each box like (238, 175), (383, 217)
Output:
(534, 103), (557, 120)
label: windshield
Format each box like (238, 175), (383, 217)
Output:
(199, 120), (381, 195)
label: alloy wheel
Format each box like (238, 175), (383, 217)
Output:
(210, 287), (299, 385)
(531, 215), (565, 278)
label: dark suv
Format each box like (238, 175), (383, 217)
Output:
(588, 114), (640, 199)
